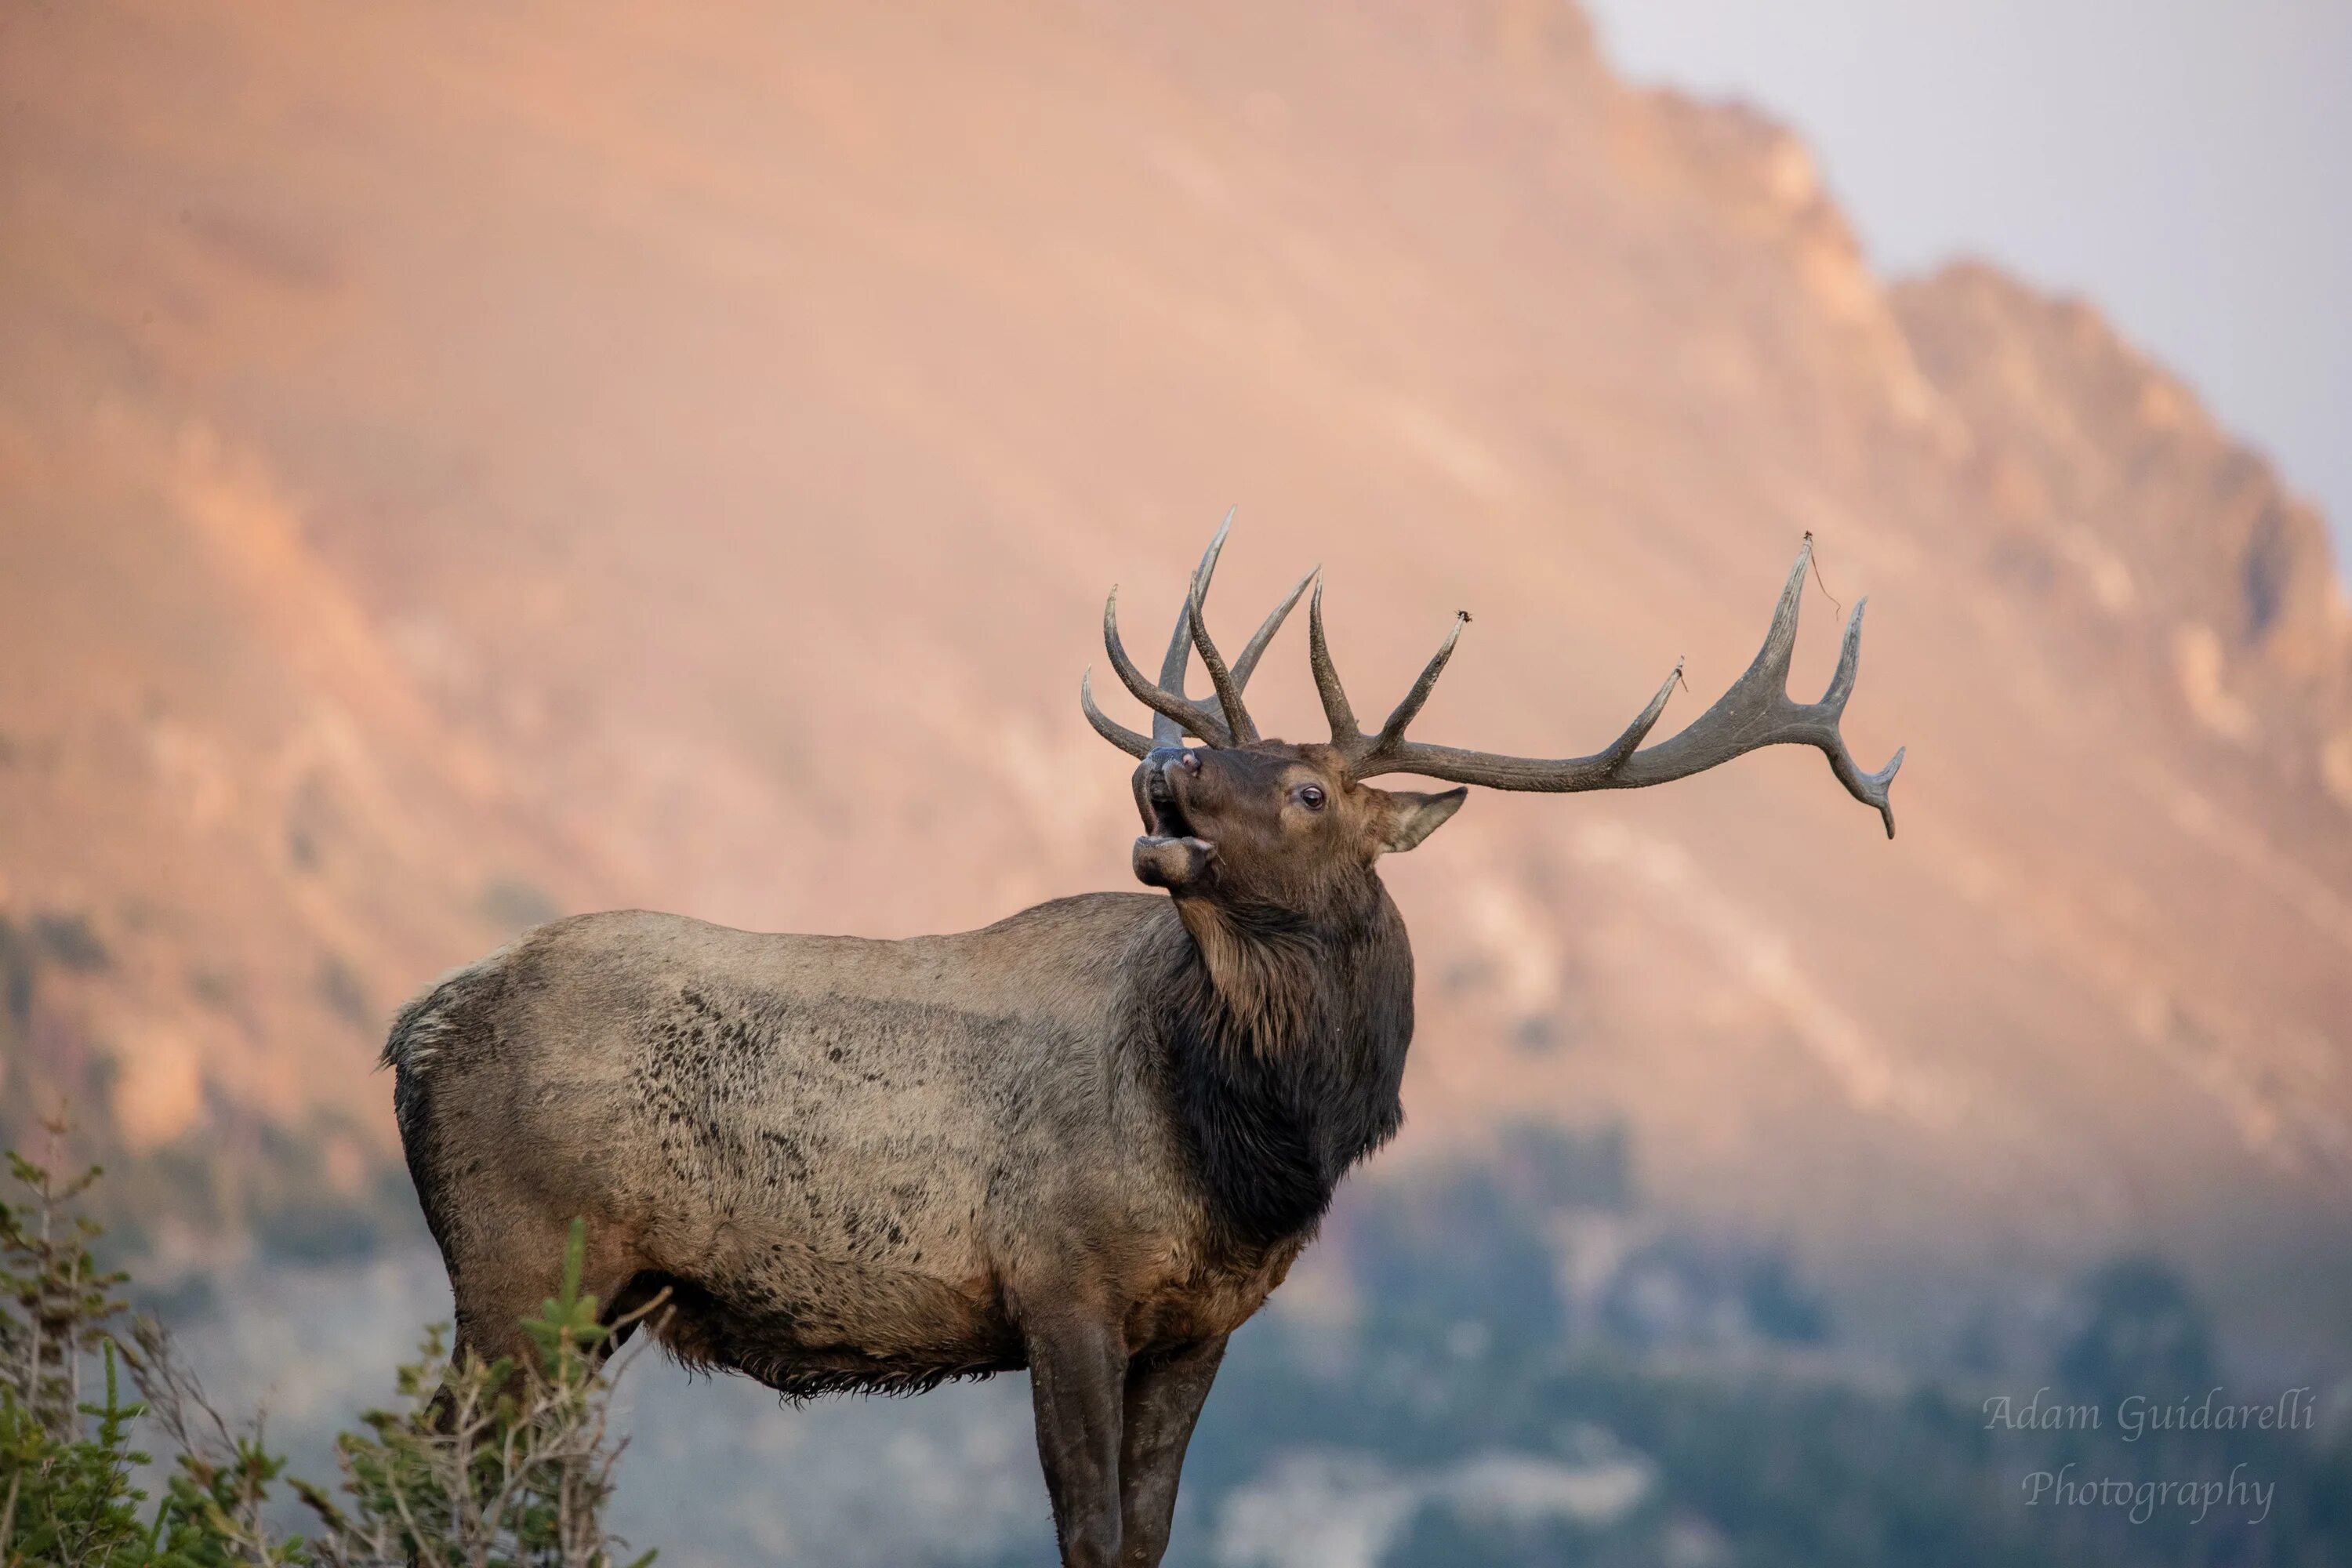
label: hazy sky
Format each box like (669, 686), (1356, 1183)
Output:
(1583, 0), (2352, 561)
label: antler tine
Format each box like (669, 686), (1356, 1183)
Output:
(1307, 577), (1361, 745)
(1345, 538), (1904, 837)
(1820, 595), (1867, 713)
(1079, 668), (1156, 758)
(1087, 514), (1316, 755)
(1178, 508), (1312, 747)
(1232, 568), (1316, 691)
(1151, 512), (1236, 746)
(1309, 586), (1474, 766)
(1370, 612), (1470, 755)
(1186, 557), (1258, 745)
(1102, 585), (1235, 746)
(1584, 660), (1686, 773)
(1813, 597), (1904, 834)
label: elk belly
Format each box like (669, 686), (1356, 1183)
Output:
(640, 1229), (1024, 1399)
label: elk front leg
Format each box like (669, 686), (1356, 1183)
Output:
(1026, 1316), (1129, 1567)
(1116, 1334), (1227, 1566)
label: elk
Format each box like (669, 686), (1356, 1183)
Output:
(384, 520), (1900, 1567)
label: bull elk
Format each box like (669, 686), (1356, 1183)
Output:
(385, 519), (1900, 1566)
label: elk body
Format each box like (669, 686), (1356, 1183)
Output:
(385, 521), (1900, 1567)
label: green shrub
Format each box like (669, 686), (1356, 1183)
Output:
(0, 1123), (659, 1568)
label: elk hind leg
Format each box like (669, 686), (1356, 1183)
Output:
(445, 1215), (642, 1386)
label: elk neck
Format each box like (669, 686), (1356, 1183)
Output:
(1145, 878), (1417, 1252)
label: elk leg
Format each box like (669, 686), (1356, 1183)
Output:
(1116, 1334), (1227, 1566)
(446, 1217), (638, 1384)
(1025, 1316), (1129, 1567)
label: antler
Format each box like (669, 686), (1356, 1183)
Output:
(1081, 510), (1314, 757)
(1312, 538), (1905, 837)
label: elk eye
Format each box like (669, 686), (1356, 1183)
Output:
(1297, 784), (1327, 811)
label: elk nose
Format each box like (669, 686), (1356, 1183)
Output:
(1145, 746), (1200, 778)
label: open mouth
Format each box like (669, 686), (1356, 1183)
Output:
(1134, 758), (1215, 890)
(1142, 768), (1196, 842)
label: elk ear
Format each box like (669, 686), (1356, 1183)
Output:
(1379, 787), (1467, 855)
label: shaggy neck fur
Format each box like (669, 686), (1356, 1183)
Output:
(1148, 880), (1417, 1252)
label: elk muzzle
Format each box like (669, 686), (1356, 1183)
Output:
(1134, 747), (1214, 891)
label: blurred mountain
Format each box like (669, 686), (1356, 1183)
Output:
(3, 0), (2348, 1349)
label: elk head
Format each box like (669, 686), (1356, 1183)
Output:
(1080, 514), (1903, 922)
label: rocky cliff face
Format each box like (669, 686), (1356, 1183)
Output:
(2, 1), (2346, 1338)
(1896, 263), (2352, 781)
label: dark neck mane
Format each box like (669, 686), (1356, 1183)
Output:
(1144, 883), (1417, 1251)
